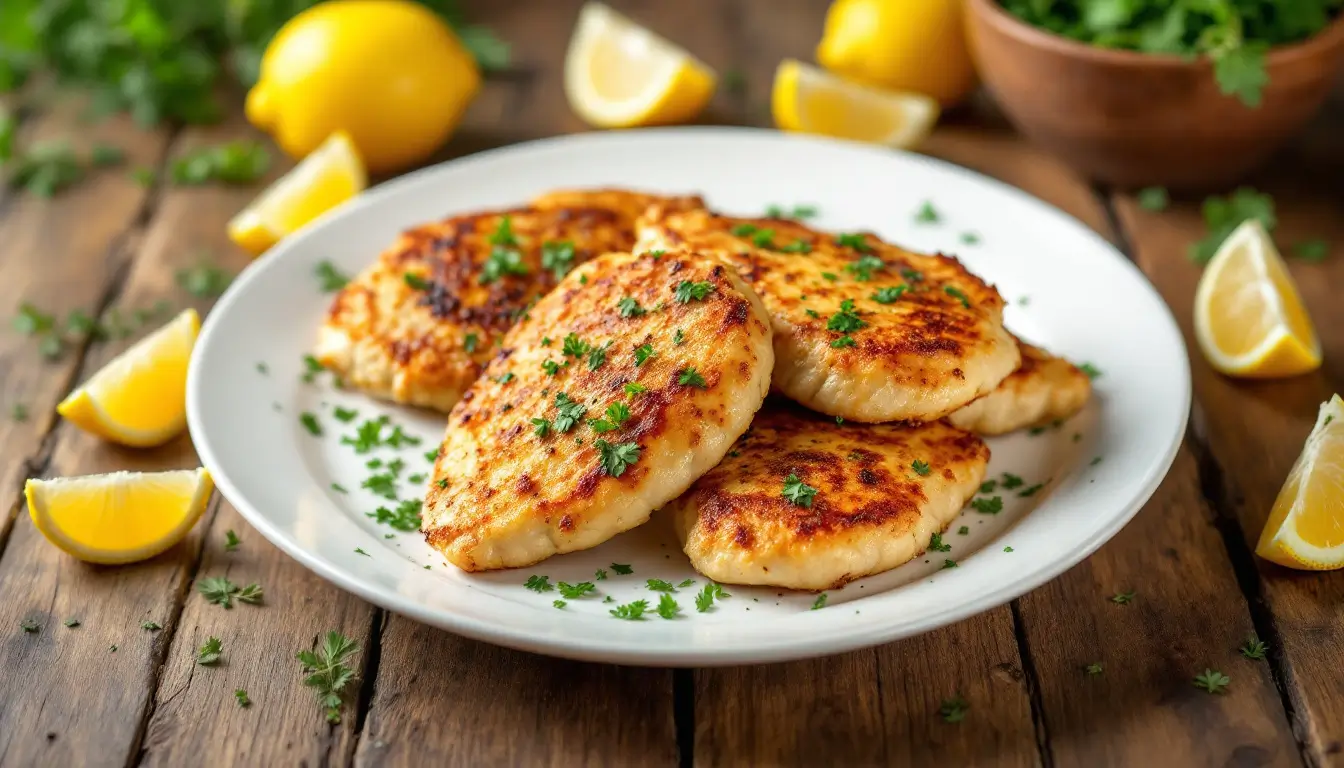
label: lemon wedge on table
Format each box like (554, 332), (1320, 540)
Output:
(27, 469), (213, 565)
(57, 309), (199, 448)
(227, 131), (367, 256)
(1256, 396), (1344, 570)
(564, 2), (716, 128)
(771, 59), (939, 148)
(1194, 219), (1321, 378)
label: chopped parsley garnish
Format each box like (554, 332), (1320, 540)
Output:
(677, 578), (696, 588)
(315, 261), (350, 292)
(541, 360), (561, 376)
(821, 272), (839, 281)
(765, 204), (818, 219)
(1079, 362), (1102, 379)
(553, 600), (566, 609)
(1018, 483), (1045, 498)
(403, 272), (430, 290)
(497, 372), (515, 384)
(1294, 239), (1329, 262)
(730, 223), (758, 237)
(20, 618), (39, 633)
(678, 367), (707, 388)
(588, 401), (632, 433)
(780, 239), (812, 254)
(361, 472), (398, 500)
(64, 618), (80, 628)
(871, 285), (907, 304)
(1137, 186), (1169, 212)
(558, 581), (596, 599)
(237, 584), (264, 605)
(1240, 636), (1269, 660)
(609, 600), (649, 620)
(436, 478), (448, 489)
(656, 594), (681, 619)
(176, 260), (233, 298)
(368, 500), (422, 532)
(1110, 591), (1135, 605)
(695, 583), (730, 612)
(915, 201), (940, 223)
(298, 631), (361, 724)
(586, 342), (609, 371)
(960, 232), (981, 245)
(943, 285), (971, 308)
(224, 530), (241, 551)
(199, 576), (242, 608)
(812, 593), (828, 610)
(595, 569), (608, 580)
(611, 563), (634, 575)
(631, 343), (658, 367)
(1000, 473), (1025, 490)
(234, 689), (251, 707)
(958, 526), (969, 535)
(646, 579), (676, 592)
(10, 403), (27, 422)
(463, 333), (479, 353)
(971, 496), (1002, 514)
(805, 309), (820, 319)
(531, 417), (552, 437)
(900, 268), (924, 283)
(1085, 662), (1103, 676)
(912, 460), (932, 476)
(301, 354), (325, 383)
(172, 141), (270, 185)
(675, 280), (715, 303)
(752, 228), (779, 249)
(939, 695), (968, 723)
(331, 483), (348, 493)
(541, 240), (576, 279)
(673, 329), (685, 345)
(617, 297), (646, 318)
(1191, 187), (1275, 264)
(340, 419), (385, 453)
(596, 439), (641, 477)
(553, 393), (586, 433)
(624, 382), (647, 397)
(480, 217), (528, 283)
(197, 636), (224, 666)
(826, 299), (866, 333)
(929, 533), (951, 552)
(835, 233), (872, 252)
(1091, 456), (1104, 466)
(845, 254), (885, 281)
(332, 406), (359, 423)
(1193, 669), (1230, 695)
(941, 559), (958, 569)
(1004, 546), (1014, 553)
(524, 575), (554, 593)
(782, 473), (817, 508)
(830, 335), (855, 349)
(979, 480), (997, 494)
(354, 548), (369, 556)
(562, 333), (590, 358)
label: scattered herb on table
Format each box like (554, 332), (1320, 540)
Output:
(1241, 636), (1269, 660)
(646, 578), (676, 593)
(171, 141), (270, 185)
(1190, 187), (1276, 264)
(298, 631), (360, 723)
(1293, 239), (1330, 262)
(234, 689), (251, 707)
(11, 403), (28, 422)
(176, 259), (233, 297)
(595, 569), (609, 581)
(1000, 473), (1025, 490)
(141, 620), (161, 631)
(6, 142), (83, 197)
(199, 576), (241, 608)
(1137, 186), (1169, 211)
(224, 530), (241, 551)
(300, 412), (322, 436)
(939, 695), (968, 723)
(237, 583), (264, 605)
(1110, 590), (1136, 605)
(197, 636), (223, 666)
(90, 144), (125, 167)
(1085, 662), (1104, 676)
(64, 618), (80, 628)
(1193, 669), (1230, 694)
(20, 619), (39, 633)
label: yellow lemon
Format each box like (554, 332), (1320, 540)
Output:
(27, 469), (213, 565)
(816, 0), (977, 107)
(564, 2), (716, 128)
(1256, 395), (1344, 570)
(1193, 220), (1321, 378)
(772, 59), (938, 148)
(246, 0), (480, 175)
(228, 131), (367, 256)
(57, 309), (199, 447)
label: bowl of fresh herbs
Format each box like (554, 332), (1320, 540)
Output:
(967, 0), (1344, 188)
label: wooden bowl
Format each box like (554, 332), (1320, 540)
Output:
(966, 0), (1344, 189)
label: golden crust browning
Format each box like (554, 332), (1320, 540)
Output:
(948, 338), (1092, 435)
(423, 250), (774, 571)
(636, 205), (1020, 423)
(315, 189), (702, 411)
(670, 401), (988, 590)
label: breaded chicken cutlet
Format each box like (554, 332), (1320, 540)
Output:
(948, 337), (1092, 436)
(669, 401), (989, 590)
(422, 250), (774, 571)
(315, 189), (701, 411)
(636, 206), (1020, 423)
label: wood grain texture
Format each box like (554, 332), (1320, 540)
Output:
(1113, 159), (1344, 764)
(355, 616), (678, 767)
(0, 105), (173, 767)
(695, 609), (1038, 767)
(126, 117), (380, 766)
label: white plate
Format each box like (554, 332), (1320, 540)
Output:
(188, 128), (1189, 666)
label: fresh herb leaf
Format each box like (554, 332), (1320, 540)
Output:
(871, 285), (907, 304)
(595, 569), (608, 581)
(830, 335), (856, 349)
(695, 583), (730, 612)
(624, 382), (647, 397)
(971, 496), (1003, 514)
(782, 473), (818, 508)
(656, 593), (681, 619)
(238, 583), (263, 606)
(812, 593), (828, 610)
(617, 297), (646, 318)
(595, 439), (641, 477)
(224, 530), (241, 552)
(172, 141), (269, 185)
(19, 619), (39, 633)
(403, 272), (431, 291)
(141, 620), (161, 631)
(826, 299), (866, 333)
(915, 201), (940, 223)
(611, 563), (634, 575)
(939, 695), (968, 723)
(673, 329), (685, 345)
(943, 559), (958, 569)
(1240, 636), (1269, 660)
(912, 460), (931, 476)
(197, 636), (223, 666)
(553, 393), (586, 433)
(835, 233), (872, 253)
(1137, 186), (1170, 211)
(64, 618), (80, 628)
(557, 581), (596, 599)
(845, 254), (885, 281)
(929, 533), (951, 552)
(198, 576), (240, 608)
(234, 689), (251, 707)
(1110, 591), (1135, 605)
(297, 631), (360, 723)
(562, 333), (591, 358)
(780, 239), (812, 254)
(675, 280), (715, 303)
(1000, 473), (1025, 490)
(1085, 662), (1104, 676)
(609, 600), (650, 620)
(7, 142), (83, 197)
(1079, 362), (1102, 379)
(1193, 669), (1231, 694)
(586, 342), (609, 371)
(541, 240), (576, 279)
(731, 223), (758, 237)
(646, 579), (676, 593)
(678, 367), (707, 388)
(176, 259), (233, 298)
(1191, 187), (1276, 264)
(943, 285), (971, 308)
(525, 575), (554, 593)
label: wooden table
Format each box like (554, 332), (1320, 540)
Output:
(1, 2), (1342, 765)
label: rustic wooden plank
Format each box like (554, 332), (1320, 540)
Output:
(356, 620), (678, 767)
(0, 105), (175, 766)
(1112, 143), (1344, 763)
(927, 118), (1302, 765)
(128, 117), (379, 766)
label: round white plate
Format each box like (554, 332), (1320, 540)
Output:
(188, 128), (1189, 666)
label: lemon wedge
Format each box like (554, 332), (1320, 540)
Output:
(771, 59), (939, 148)
(1256, 395), (1344, 570)
(27, 469), (213, 565)
(564, 2), (716, 128)
(57, 309), (199, 447)
(227, 131), (367, 256)
(1194, 219), (1321, 378)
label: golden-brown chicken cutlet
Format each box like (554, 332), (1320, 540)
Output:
(315, 189), (702, 411)
(669, 401), (988, 591)
(636, 206), (1019, 423)
(422, 250), (774, 572)
(948, 337), (1092, 435)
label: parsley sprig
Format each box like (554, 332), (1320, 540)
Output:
(298, 631), (361, 723)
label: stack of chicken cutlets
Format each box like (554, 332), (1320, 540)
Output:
(315, 189), (1090, 590)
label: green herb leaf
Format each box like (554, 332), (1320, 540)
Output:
(524, 575), (553, 593)
(782, 473), (817, 508)
(915, 201), (940, 224)
(611, 563), (634, 575)
(541, 240), (576, 279)
(678, 367), (707, 388)
(199, 576), (240, 608)
(1293, 239), (1330, 262)
(197, 636), (223, 666)
(1137, 186), (1169, 211)
(812, 593), (828, 610)
(695, 583), (730, 612)
(176, 259), (233, 298)
(297, 631), (360, 723)
(609, 599), (649, 620)
(912, 460), (931, 476)
(939, 695), (968, 723)
(558, 581), (596, 599)
(871, 285), (908, 304)
(234, 689), (251, 707)
(656, 593), (681, 619)
(1193, 669), (1230, 694)
(595, 439), (641, 477)
(1191, 187), (1276, 264)
(1240, 636), (1269, 660)
(971, 496), (1003, 514)
(675, 280), (715, 303)
(172, 141), (270, 185)
(826, 299), (866, 333)
(929, 533), (951, 552)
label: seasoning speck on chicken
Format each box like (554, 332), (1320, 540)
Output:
(423, 250), (774, 571)
(636, 205), (1020, 423)
(668, 401), (989, 590)
(948, 337), (1092, 435)
(315, 189), (702, 412)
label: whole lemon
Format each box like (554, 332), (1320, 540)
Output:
(246, 0), (480, 175)
(816, 0), (977, 108)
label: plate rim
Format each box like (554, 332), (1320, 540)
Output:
(188, 126), (1191, 666)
